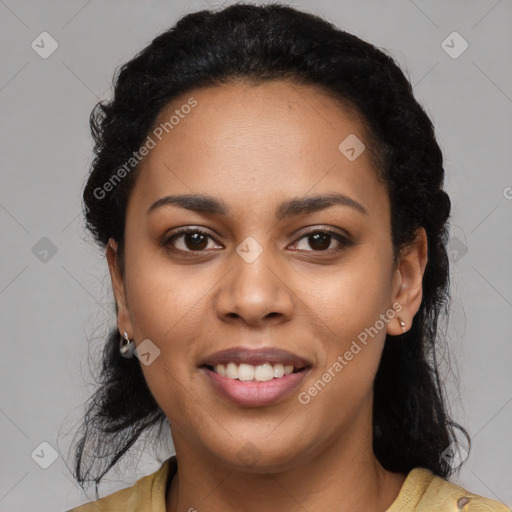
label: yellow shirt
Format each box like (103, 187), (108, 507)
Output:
(67, 456), (511, 511)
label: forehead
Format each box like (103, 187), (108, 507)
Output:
(130, 80), (388, 220)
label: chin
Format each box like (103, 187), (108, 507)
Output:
(204, 434), (312, 474)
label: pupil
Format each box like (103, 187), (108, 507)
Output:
(186, 232), (207, 250)
(310, 232), (330, 250)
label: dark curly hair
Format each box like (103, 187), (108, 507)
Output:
(73, 1), (470, 493)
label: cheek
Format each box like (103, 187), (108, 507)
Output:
(302, 250), (393, 342)
(298, 250), (393, 406)
(123, 249), (215, 408)
(295, 262), (392, 427)
(125, 244), (212, 337)
(124, 259), (208, 423)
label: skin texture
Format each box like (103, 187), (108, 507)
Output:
(106, 80), (428, 512)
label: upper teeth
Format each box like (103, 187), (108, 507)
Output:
(214, 362), (295, 381)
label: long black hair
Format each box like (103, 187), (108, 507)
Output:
(73, 1), (470, 492)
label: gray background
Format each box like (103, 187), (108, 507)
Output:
(1, 0), (511, 510)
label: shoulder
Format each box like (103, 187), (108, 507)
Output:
(66, 456), (176, 512)
(419, 469), (511, 512)
(391, 467), (511, 512)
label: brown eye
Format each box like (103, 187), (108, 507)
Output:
(307, 232), (331, 251)
(292, 229), (353, 252)
(182, 232), (208, 251)
(164, 228), (222, 253)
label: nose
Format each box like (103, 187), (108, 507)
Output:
(214, 246), (295, 328)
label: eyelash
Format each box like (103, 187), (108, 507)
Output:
(162, 227), (353, 255)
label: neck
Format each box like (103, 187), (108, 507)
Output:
(165, 419), (406, 512)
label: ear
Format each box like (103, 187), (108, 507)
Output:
(106, 237), (133, 339)
(386, 227), (428, 336)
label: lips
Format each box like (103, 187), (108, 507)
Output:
(200, 346), (312, 369)
(199, 346), (312, 407)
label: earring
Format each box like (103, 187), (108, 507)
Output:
(120, 331), (135, 358)
(398, 318), (406, 333)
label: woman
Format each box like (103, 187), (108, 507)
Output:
(67, 3), (510, 511)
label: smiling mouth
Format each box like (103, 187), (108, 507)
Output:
(202, 362), (307, 382)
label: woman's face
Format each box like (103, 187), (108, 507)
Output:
(108, 80), (426, 471)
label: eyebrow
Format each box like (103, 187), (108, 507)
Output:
(147, 192), (368, 219)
